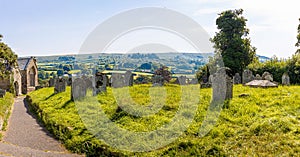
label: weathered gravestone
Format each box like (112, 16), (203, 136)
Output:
(111, 73), (125, 88)
(152, 75), (164, 87)
(242, 69), (254, 84)
(211, 68), (233, 102)
(93, 73), (108, 95)
(175, 76), (187, 85)
(282, 73), (290, 86)
(262, 72), (273, 82)
(49, 78), (55, 87)
(124, 70), (134, 87)
(71, 78), (87, 100)
(54, 78), (66, 93)
(255, 74), (262, 80)
(82, 76), (93, 90)
(233, 73), (241, 84)
(0, 89), (6, 98)
(189, 78), (198, 84)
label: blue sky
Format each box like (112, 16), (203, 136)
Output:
(1, 0), (300, 58)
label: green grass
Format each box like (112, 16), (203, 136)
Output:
(0, 92), (14, 139)
(26, 85), (300, 156)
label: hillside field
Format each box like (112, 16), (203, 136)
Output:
(26, 85), (300, 156)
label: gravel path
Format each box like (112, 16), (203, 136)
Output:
(0, 96), (81, 157)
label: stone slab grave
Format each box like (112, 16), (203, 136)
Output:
(233, 73), (241, 84)
(282, 73), (290, 86)
(242, 69), (254, 84)
(152, 75), (164, 87)
(262, 72), (273, 82)
(54, 78), (66, 93)
(71, 77), (87, 101)
(175, 76), (187, 85)
(0, 89), (6, 98)
(245, 80), (278, 88)
(93, 73), (108, 96)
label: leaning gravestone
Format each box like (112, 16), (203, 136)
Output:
(54, 78), (66, 93)
(282, 73), (290, 86)
(262, 72), (273, 82)
(0, 89), (6, 98)
(71, 77), (87, 100)
(233, 73), (241, 84)
(242, 69), (254, 84)
(152, 75), (164, 87)
(94, 73), (108, 95)
(175, 76), (187, 85)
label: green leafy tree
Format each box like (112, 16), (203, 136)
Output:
(296, 18), (300, 54)
(0, 35), (18, 78)
(210, 9), (256, 75)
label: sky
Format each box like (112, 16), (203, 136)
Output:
(1, 0), (300, 58)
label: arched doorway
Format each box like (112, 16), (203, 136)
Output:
(29, 67), (36, 87)
(14, 81), (19, 96)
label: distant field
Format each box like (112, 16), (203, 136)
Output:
(27, 85), (300, 156)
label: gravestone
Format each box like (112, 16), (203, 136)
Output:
(189, 78), (198, 84)
(255, 74), (262, 80)
(282, 73), (290, 86)
(82, 76), (93, 90)
(49, 78), (55, 87)
(0, 89), (6, 98)
(233, 73), (241, 84)
(124, 70), (134, 87)
(242, 69), (254, 84)
(175, 76), (187, 85)
(152, 75), (164, 87)
(262, 72), (273, 82)
(94, 73), (108, 95)
(111, 73), (125, 88)
(211, 68), (233, 101)
(54, 78), (66, 93)
(67, 78), (72, 86)
(71, 78), (87, 100)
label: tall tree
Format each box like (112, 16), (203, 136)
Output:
(296, 18), (300, 54)
(210, 9), (256, 75)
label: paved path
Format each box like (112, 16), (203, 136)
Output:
(0, 96), (81, 157)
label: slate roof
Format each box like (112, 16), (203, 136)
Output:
(17, 58), (31, 70)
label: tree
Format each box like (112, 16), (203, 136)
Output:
(0, 35), (18, 78)
(154, 66), (172, 83)
(296, 18), (300, 54)
(210, 9), (256, 75)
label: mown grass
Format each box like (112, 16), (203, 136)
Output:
(0, 92), (14, 140)
(27, 85), (300, 156)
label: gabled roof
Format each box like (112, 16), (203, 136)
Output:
(17, 57), (32, 70)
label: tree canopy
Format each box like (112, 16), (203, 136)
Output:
(296, 18), (300, 54)
(0, 35), (18, 78)
(210, 9), (256, 75)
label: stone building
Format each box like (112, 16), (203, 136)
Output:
(17, 57), (39, 94)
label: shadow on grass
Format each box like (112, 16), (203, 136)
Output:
(61, 99), (73, 109)
(45, 93), (56, 101)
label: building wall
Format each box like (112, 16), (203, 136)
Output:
(12, 68), (22, 96)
